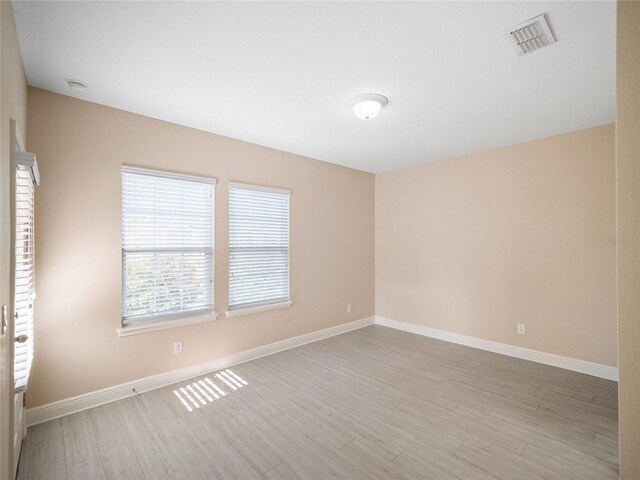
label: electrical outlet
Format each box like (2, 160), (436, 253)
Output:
(347, 304), (352, 314)
(517, 324), (526, 335)
(174, 341), (183, 354)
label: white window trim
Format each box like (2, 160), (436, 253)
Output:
(118, 310), (219, 337)
(228, 181), (291, 196)
(121, 165), (217, 185)
(225, 300), (292, 319)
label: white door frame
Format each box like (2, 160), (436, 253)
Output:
(0, 120), (18, 480)
(12, 125), (27, 477)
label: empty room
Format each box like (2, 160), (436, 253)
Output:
(1, 1), (639, 479)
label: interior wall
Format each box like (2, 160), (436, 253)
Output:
(0, 2), (28, 478)
(26, 87), (375, 408)
(616, 1), (640, 477)
(376, 124), (617, 367)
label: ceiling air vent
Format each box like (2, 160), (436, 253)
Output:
(506, 14), (555, 56)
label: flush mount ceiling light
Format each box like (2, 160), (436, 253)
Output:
(66, 79), (87, 92)
(348, 93), (388, 120)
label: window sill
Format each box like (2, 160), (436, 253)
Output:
(225, 301), (293, 319)
(117, 311), (219, 337)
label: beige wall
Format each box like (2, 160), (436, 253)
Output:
(1, 2), (28, 478)
(376, 124), (617, 367)
(27, 88), (375, 408)
(616, 1), (640, 477)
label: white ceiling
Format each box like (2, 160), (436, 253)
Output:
(13, 1), (616, 173)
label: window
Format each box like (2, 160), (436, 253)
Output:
(228, 182), (291, 315)
(14, 159), (38, 392)
(121, 167), (215, 328)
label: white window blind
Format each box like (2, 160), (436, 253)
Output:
(228, 183), (290, 311)
(121, 167), (215, 326)
(14, 165), (35, 393)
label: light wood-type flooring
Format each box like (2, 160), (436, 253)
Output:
(17, 325), (619, 479)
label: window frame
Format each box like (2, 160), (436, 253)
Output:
(14, 156), (38, 392)
(118, 166), (218, 337)
(226, 181), (292, 317)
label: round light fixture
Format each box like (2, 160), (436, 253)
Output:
(66, 79), (87, 92)
(348, 93), (388, 120)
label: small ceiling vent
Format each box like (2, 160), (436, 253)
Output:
(506, 14), (555, 56)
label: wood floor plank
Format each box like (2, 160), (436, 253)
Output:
(22, 325), (619, 480)
(484, 406), (618, 468)
(393, 442), (494, 480)
(182, 410), (262, 480)
(67, 457), (106, 480)
(163, 435), (224, 480)
(269, 413), (381, 480)
(523, 442), (618, 480)
(133, 388), (192, 445)
(395, 397), (529, 456)
(261, 462), (302, 480)
(16, 429), (31, 480)
(60, 411), (102, 470)
(453, 443), (560, 480)
(28, 419), (67, 480)
(113, 396), (184, 479)
(339, 440), (419, 480)
(89, 403), (145, 480)
(205, 405), (283, 475)
(347, 404), (462, 460)
(256, 415), (347, 480)
(594, 431), (620, 454)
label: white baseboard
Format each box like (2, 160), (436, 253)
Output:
(26, 316), (374, 427)
(374, 316), (618, 382)
(27, 314), (616, 426)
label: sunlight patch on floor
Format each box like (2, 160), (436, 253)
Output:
(173, 369), (248, 411)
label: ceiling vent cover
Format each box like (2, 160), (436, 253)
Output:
(506, 14), (555, 56)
